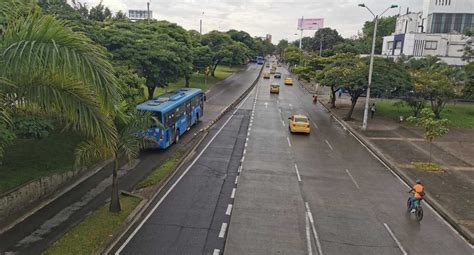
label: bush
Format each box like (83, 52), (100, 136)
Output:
(13, 116), (54, 139)
(0, 125), (16, 158)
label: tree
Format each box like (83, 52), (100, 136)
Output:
(0, 3), (120, 158)
(461, 43), (474, 63)
(276, 39), (289, 58)
(312, 28), (344, 53)
(361, 16), (397, 54)
(201, 31), (234, 77)
(463, 62), (474, 99)
(407, 108), (449, 162)
(283, 46), (302, 66)
(76, 110), (156, 212)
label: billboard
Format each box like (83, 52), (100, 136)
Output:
(297, 18), (324, 30)
(129, 10), (153, 20)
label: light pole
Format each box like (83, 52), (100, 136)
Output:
(200, 12), (204, 35)
(358, 3), (398, 131)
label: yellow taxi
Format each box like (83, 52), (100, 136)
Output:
(263, 72), (270, 79)
(270, 83), (280, 94)
(288, 114), (310, 134)
(284, 77), (293, 85)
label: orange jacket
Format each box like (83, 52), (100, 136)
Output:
(413, 184), (424, 199)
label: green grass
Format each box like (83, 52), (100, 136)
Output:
(136, 150), (185, 189)
(43, 195), (141, 255)
(412, 161), (443, 171)
(146, 65), (239, 98)
(376, 100), (474, 129)
(0, 132), (84, 193)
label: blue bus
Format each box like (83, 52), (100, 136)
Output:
(256, 56), (264, 65)
(137, 88), (204, 149)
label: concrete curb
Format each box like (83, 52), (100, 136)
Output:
(102, 63), (265, 253)
(0, 159), (113, 235)
(318, 101), (474, 245)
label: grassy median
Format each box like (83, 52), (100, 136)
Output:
(136, 150), (185, 190)
(43, 195), (141, 255)
(147, 66), (239, 98)
(376, 101), (474, 128)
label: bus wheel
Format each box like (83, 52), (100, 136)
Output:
(175, 133), (180, 144)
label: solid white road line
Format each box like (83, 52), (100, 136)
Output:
(324, 139), (334, 151)
(226, 204), (233, 215)
(294, 164), (302, 182)
(305, 202), (323, 255)
(235, 175), (239, 185)
(231, 188), (236, 199)
(219, 223), (228, 238)
(213, 249), (220, 255)
(345, 169), (360, 189)
(115, 86), (256, 254)
(383, 223), (408, 255)
(306, 213), (314, 255)
(287, 137), (292, 147)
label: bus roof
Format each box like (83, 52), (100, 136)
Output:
(137, 88), (203, 113)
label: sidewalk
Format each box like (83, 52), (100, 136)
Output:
(300, 80), (474, 243)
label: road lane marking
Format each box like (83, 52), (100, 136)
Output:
(345, 169), (360, 189)
(115, 85), (255, 254)
(294, 164), (302, 182)
(287, 137), (292, 147)
(238, 166), (242, 173)
(219, 223), (228, 238)
(264, 102), (268, 108)
(213, 249), (220, 255)
(325, 139), (334, 151)
(306, 213), (313, 255)
(244, 142), (248, 148)
(241, 156), (245, 163)
(383, 223), (407, 255)
(305, 202), (323, 255)
(311, 120), (318, 129)
(226, 204), (233, 215)
(231, 188), (236, 199)
(243, 149), (246, 155)
(278, 108), (282, 113)
(235, 176), (239, 185)
(281, 120), (285, 127)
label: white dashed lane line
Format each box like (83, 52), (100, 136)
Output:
(287, 137), (292, 147)
(325, 139), (334, 151)
(218, 223), (228, 238)
(225, 204), (233, 215)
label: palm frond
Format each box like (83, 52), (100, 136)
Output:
(1, 14), (121, 109)
(74, 139), (113, 167)
(14, 74), (118, 150)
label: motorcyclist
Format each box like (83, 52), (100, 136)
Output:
(408, 179), (425, 213)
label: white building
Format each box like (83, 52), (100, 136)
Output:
(382, 0), (473, 66)
(128, 10), (153, 20)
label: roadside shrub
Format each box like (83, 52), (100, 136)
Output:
(13, 116), (54, 139)
(0, 125), (16, 159)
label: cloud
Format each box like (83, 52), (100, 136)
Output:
(78, 0), (424, 43)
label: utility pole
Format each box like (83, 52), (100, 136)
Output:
(200, 12), (204, 35)
(147, 1), (150, 22)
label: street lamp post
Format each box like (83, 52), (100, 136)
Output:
(358, 3), (398, 131)
(200, 12), (204, 35)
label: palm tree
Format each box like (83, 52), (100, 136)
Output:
(75, 111), (157, 212)
(0, 1), (120, 156)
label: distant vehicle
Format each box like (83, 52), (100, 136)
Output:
(284, 77), (293, 85)
(256, 56), (264, 65)
(137, 88), (204, 149)
(265, 63), (270, 68)
(270, 68), (276, 74)
(263, 73), (270, 79)
(288, 114), (310, 134)
(270, 83), (280, 94)
(274, 72), (282, 78)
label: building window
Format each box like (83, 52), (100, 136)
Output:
(425, 41), (438, 50)
(387, 41), (394, 50)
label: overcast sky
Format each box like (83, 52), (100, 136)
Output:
(78, 0), (424, 43)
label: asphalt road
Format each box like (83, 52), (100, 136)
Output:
(224, 63), (473, 254)
(0, 64), (261, 254)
